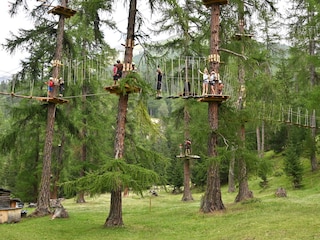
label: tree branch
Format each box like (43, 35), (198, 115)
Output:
(219, 48), (248, 60)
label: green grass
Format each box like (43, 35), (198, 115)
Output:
(2, 159), (320, 240)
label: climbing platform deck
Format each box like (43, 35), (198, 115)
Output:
(104, 84), (140, 95)
(48, 5), (77, 18)
(202, 0), (229, 7)
(197, 94), (230, 103)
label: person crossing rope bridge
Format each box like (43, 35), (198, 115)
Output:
(156, 65), (162, 98)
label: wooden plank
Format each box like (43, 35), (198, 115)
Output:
(37, 97), (69, 104)
(176, 155), (201, 160)
(104, 84), (140, 95)
(234, 33), (254, 40)
(48, 5), (77, 18)
(0, 92), (68, 104)
(202, 0), (229, 7)
(197, 94), (230, 103)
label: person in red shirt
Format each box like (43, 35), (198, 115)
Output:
(45, 77), (54, 97)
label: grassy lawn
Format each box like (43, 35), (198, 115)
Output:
(2, 158), (320, 239)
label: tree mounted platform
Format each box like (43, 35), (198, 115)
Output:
(48, 6), (77, 18)
(202, 0), (229, 7)
(37, 97), (69, 104)
(167, 95), (180, 99)
(197, 94), (230, 103)
(0, 92), (69, 104)
(104, 84), (140, 95)
(234, 33), (254, 40)
(176, 154), (201, 160)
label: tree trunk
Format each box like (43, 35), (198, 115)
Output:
(235, 124), (253, 202)
(77, 83), (88, 204)
(261, 120), (265, 158)
(51, 136), (65, 200)
(200, 3), (224, 213)
(182, 158), (193, 201)
(228, 148), (235, 193)
(308, 7), (317, 171)
(182, 103), (193, 201)
(105, 0), (136, 227)
(105, 94), (128, 227)
(32, 0), (66, 214)
(234, 2), (253, 203)
(33, 103), (57, 216)
(105, 188), (123, 227)
(200, 102), (225, 212)
(310, 110), (318, 171)
(256, 126), (261, 157)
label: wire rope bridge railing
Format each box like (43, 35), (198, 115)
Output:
(0, 55), (233, 103)
(140, 55), (232, 102)
(256, 103), (319, 129)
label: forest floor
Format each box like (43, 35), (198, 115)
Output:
(2, 155), (320, 240)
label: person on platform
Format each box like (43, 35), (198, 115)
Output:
(184, 139), (192, 155)
(116, 60), (123, 80)
(58, 77), (65, 97)
(199, 68), (209, 96)
(45, 77), (54, 97)
(156, 65), (162, 97)
(217, 80), (224, 95)
(113, 63), (118, 85)
(209, 70), (216, 95)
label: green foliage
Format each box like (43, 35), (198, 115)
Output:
(62, 159), (159, 197)
(284, 142), (304, 189)
(257, 157), (273, 187)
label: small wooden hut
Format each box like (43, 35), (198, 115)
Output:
(0, 188), (22, 223)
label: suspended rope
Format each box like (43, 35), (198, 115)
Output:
(296, 107), (301, 125)
(304, 109), (309, 127)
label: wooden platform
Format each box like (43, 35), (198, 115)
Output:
(37, 97), (69, 104)
(0, 92), (69, 104)
(167, 95), (180, 99)
(234, 33), (254, 40)
(48, 5), (77, 18)
(176, 154), (201, 160)
(202, 0), (229, 7)
(104, 84), (140, 95)
(197, 94), (230, 103)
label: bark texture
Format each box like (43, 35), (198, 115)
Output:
(32, 0), (66, 216)
(200, 103), (225, 212)
(105, 0), (136, 227)
(200, 3), (225, 213)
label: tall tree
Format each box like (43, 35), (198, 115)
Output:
(234, 0), (253, 202)
(287, 0), (320, 171)
(200, 1), (226, 213)
(105, 0), (164, 227)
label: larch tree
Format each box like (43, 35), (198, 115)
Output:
(146, 0), (210, 201)
(5, 0), (73, 216)
(287, 0), (320, 171)
(105, 0), (166, 227)
(67, 0), (115, 204)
